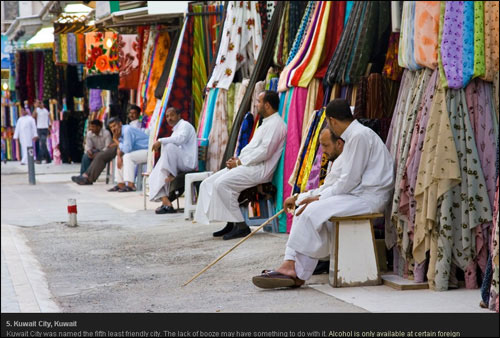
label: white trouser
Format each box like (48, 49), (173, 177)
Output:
(20, 142), (29, 164)
(148, 143), (195, 201)
(194, 166), (266, 225)
(115, 149), (148, 184)
(285, 194), (379, 281)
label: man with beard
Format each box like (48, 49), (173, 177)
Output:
(194, 90), (287, 240)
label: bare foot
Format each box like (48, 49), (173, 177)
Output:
(276, 260), (297, 278)
(165, 175), (175, 184)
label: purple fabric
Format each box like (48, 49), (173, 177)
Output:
(284, 87), (308, 232)
(306, 144), (323, 191)
(285, 4), (322, 87)
(89, 89), (103, 112)
(441, 2), (465, 89)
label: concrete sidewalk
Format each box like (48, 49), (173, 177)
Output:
(0, 161), (493, 313)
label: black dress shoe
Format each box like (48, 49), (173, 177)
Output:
(313, 260), (330, 275)
(75, 176), (92, 185)
(155, 205), (176, 214)
(223, 225), (251, 240)
(213, 223), (234, 237)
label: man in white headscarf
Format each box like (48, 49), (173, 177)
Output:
(149, 107), (198, 214)
(194, 91), (287, 240)
(252, 98), (394, 288)
(13, 106), (38, 165)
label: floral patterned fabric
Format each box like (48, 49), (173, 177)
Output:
(118, 34), (140, 90)
(429, 89), (492, 291)
(473, 2), (486, 79)
(206, 1), (263, 90)
(413, 84), (461, 267)
(85, 32), (119, 75)
(481, 1), (500, 82)
(207, 89), (228, 171)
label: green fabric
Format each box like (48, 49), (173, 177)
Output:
(473, 1), (486, 78)
(432, 89), (493, 291)
(192, 5), (208, 128)
(273, 88), (294, 233)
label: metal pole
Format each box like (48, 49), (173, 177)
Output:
(27, 146), (36, 185)
(67, 199), (78, 227)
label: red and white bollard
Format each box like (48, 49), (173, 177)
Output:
(67, 199), (78, 227)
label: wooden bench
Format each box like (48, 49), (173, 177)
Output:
(328, 213), (384, 288)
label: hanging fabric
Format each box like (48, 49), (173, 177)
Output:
(206, 1), (263, 90)
(414, 1), (440, 70)
(398, 1), (421, 71)
(118, 34), (141, 90)
(481, 1), (500, 82)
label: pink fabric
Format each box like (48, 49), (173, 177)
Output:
(50, 121), (61, 165)
(283, 87), (308, 232)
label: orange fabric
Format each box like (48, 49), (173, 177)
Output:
(414, 1), (440, 69)
(144, 33), (171, 115)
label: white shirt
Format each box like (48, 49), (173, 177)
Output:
(129, 120), (142, 130)
(319, 120), (394, 210)
(239, 112), (287, 181)
(296, 153), (344, 203)
(159, 119), (198, 170)
(35, 107), (50, 129)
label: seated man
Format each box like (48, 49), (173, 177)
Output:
(149, 107), (197, 214)
(194, 90), (287, 240)
(80, 119), (112, 175)
(252, 98), (394, 288)
(107, 117), (149, 192)
(128, 105), (143, 130)
(73, 120), (120, 185)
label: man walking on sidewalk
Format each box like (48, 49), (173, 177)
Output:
(33, 100), (52, 164)
(13, 106), (38, 165)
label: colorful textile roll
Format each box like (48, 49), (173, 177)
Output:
(481, 1), (500, 82)
(414, 1), (440, 69)
(398, 1), (422, 70)
(472, 2), (485, 79)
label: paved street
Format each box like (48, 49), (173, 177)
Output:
(0, 161), (492, 313)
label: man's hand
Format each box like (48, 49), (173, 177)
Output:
(87, 150), (94, 159)
(295, 196), (320, 216)
(152, 141), (161, 152)
(117, 155), (123, 170)
(32, 136), (39, 142)
(284, 195), (297, 214)
(226, 157), (241, 169)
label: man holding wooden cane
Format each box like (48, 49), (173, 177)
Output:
(252, 99), (394, 289)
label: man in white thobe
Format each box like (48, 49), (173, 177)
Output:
(149, 107), (197, 214)
(13, 107), (38, 165)
(194, 90), (287, 240)
(252, 98), (394, 288)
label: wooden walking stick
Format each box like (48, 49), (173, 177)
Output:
(182, 208), (286, 286)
